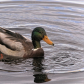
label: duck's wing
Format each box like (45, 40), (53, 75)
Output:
(0, 27), (33, 57)
(0, 27), (26, 41)
(0, 27), (27, 50)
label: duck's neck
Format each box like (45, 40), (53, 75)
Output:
(32, 40), (41, 49)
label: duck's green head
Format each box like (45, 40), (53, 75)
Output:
(32, 27), (54, 49)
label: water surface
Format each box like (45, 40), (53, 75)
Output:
(0, 0), (84, 84)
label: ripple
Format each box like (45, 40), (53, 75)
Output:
(44, 68), (84, 74)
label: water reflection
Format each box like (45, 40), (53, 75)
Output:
(32, 57), (51, 83)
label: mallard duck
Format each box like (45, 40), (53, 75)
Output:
(0, 27), (54, 60)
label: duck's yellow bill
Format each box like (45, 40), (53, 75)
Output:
(43, 35), (54, 46)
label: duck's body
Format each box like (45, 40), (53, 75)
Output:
(0, 27), (54, 60)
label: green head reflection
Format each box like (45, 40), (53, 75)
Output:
(32, 57), (51, 83)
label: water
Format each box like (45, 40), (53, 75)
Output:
(0, 0), (84, 84)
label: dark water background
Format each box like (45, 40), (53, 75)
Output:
(0, 0), (84, 84)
